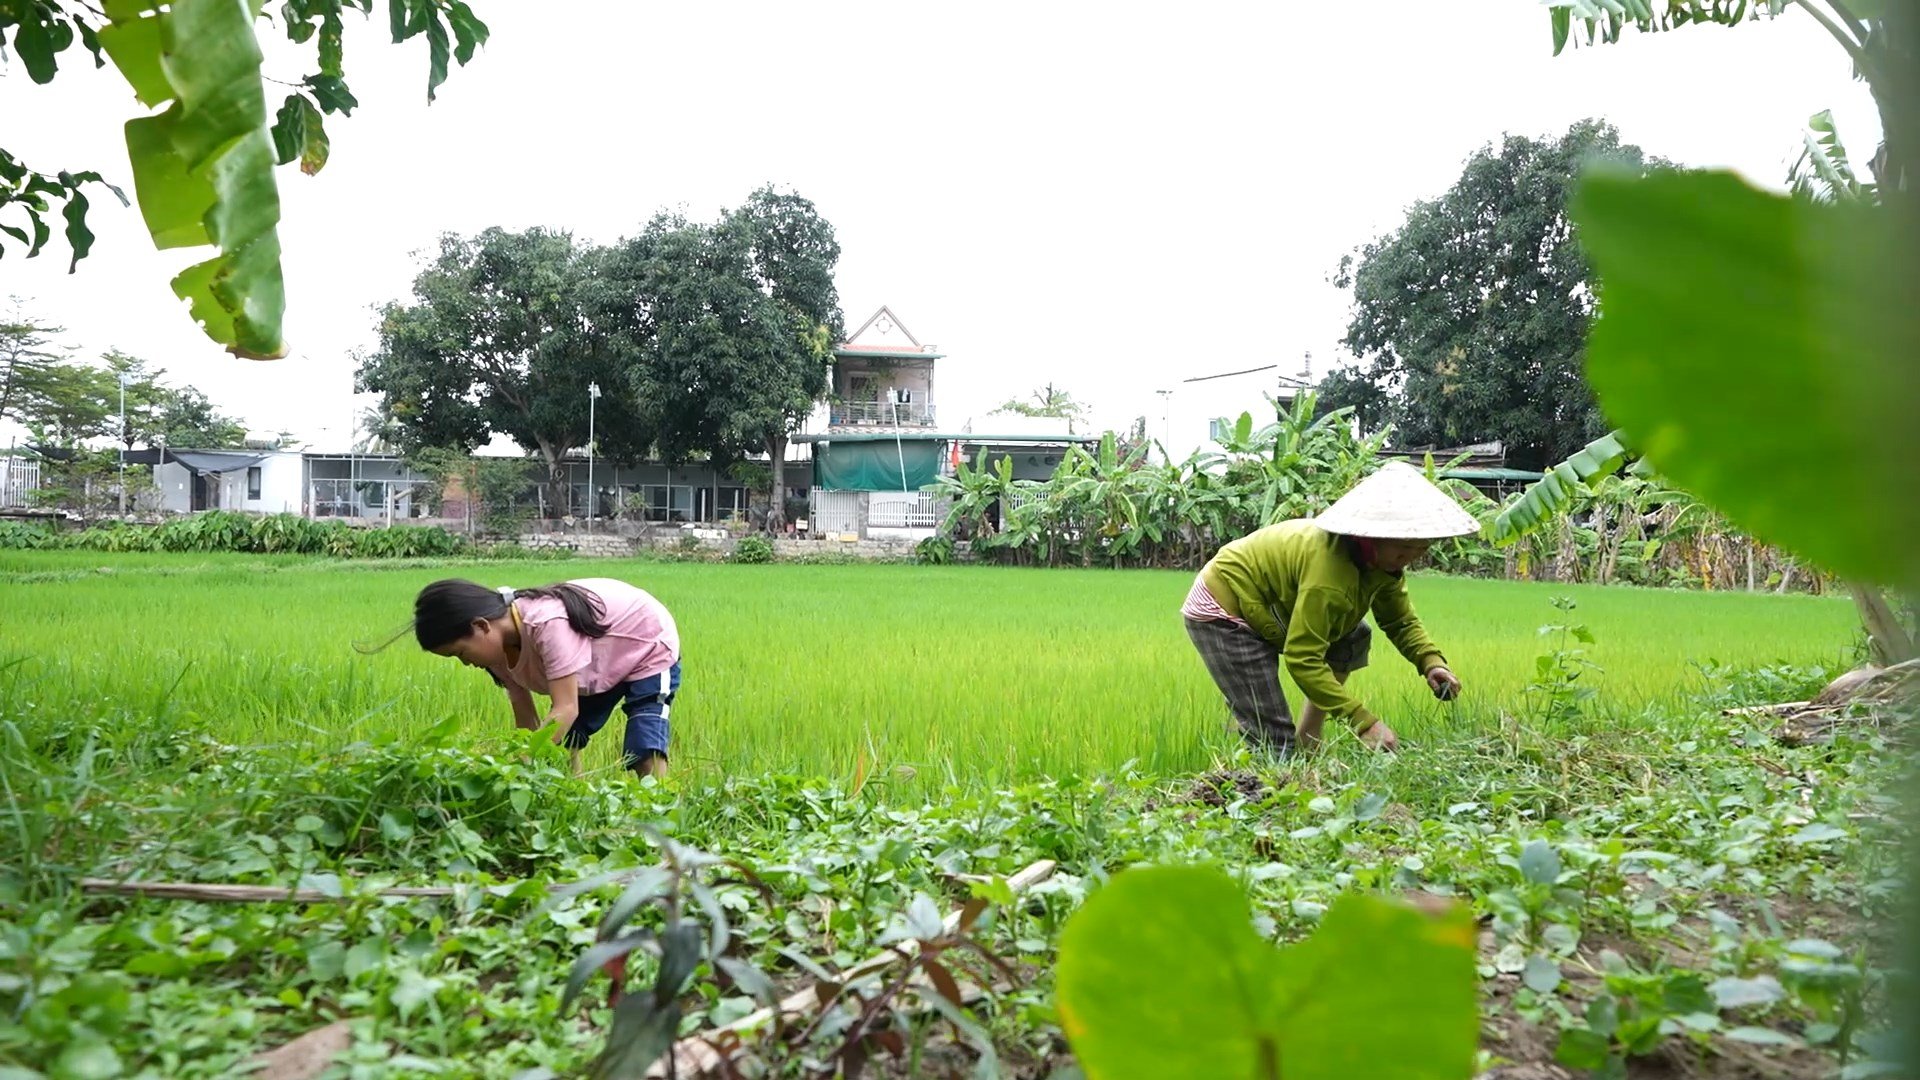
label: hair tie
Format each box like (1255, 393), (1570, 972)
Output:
(497, 586), (517, 606)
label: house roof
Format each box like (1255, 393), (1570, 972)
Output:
(837, 304), (946, 361)
(124, 448), (268, 473)
(1442, 467), (1543, 482)
(833, 347), (946, 360)
(843, 305), (920, 345)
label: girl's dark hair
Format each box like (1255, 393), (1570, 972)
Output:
(409, 579), (610, 651)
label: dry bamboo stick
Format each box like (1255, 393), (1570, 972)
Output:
(649, 858), (1058, 1079)
(79, 879), (468, 903)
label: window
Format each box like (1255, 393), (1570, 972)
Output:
(641, 485), (696, 522)
(246, 466), (262, 499)
(1208, 419), (1227, 443)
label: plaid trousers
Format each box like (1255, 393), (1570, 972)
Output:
(1184, 615), (1372, 756)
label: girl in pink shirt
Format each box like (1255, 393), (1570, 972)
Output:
(411, 578), (682, 778)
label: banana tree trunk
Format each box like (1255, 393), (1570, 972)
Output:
(1849, 584), (1918, 666)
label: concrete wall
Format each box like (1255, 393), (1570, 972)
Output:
(216, 452), (303, 514)
(514, 531), (962, 562)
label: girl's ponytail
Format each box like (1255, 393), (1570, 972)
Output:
(504, 582), (611, 639)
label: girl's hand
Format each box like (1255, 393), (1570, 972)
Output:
(549, 717), (575, 746)
(1427, 666), (1462, 701)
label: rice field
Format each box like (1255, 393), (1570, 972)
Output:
(0, 551), (1859, 786)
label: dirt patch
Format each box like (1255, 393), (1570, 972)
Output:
(1166, 768), (1277, 808)
(1472, 929), (1836, 1080)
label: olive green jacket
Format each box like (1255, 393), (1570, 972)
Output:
(1199, 521), (1446, 733)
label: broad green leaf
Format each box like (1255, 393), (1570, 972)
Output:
(304, 74), (360, 114)
(307, 939), (346, 981)
(12, 16), (59, 84)
(343, 938), (384, 982)
(1709, 975), (1785, 1009)
(390, 970), (437, 1016)
(1788, 822), (1848, 844)
(98, 14), (170, 107)
(1055, 866), (1477, 1080)
(124, 114), (214, 248)
(318, 10), (344, 76)
(110, 0), (287, 358)
(1519, 840), (1562, 886)
(1555, 1027), (1611, 1070)
(1056, 866), (1289, 1078)
(271, 93), (331, 175)
(1270, 895), (1480, 1079)
(447, 0), (489, 64)
(53, 1039), (123, 1080)
(1573, 169), (1920, 588)
(423, 8), (451, 101)
(61, 189), (95, 272)
(1523, 954), (1562, 993)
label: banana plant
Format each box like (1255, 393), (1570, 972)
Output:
(1788, 109), (1876, 204)
(1489, 430), (1648, 545)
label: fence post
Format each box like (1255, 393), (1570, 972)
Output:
(854, 492), (870, 540)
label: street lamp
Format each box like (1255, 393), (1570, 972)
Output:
(586, 382), (601, 532)
(117, 371), (128, 516)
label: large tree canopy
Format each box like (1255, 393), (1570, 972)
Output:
(1331, 119), (1660, 469)
(356, 226), (651, 515)
(603, 186), (842, 528)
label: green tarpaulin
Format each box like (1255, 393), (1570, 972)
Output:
(815, 439), (941, 491)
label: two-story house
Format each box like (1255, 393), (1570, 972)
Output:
(798, 306), (1096, 540)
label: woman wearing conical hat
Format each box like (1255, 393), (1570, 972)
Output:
(1181, 461), (1479, 757)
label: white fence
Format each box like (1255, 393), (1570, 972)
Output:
(868, 490), (941, 529)
(809, 488), (945, 537)
(1, 459), (40, 509)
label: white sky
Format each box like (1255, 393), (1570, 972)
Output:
(0, 1), (1881, 451)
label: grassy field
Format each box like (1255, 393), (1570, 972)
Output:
(1, 551), (1859, 785)
(1, 551), (1897, 1078)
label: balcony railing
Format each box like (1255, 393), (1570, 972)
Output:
(829, 400), (936, 427)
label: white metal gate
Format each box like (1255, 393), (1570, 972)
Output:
(1, 459), (41, 509)
(809, 488), (861, 535)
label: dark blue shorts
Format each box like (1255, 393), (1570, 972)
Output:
(564, 662), (681, 769)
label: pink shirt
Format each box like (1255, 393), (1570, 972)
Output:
(495, 578), (680, 697)
(1180, 573), (1248, 627)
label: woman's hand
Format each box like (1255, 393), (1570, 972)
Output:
(1427, 666), (1462, 701)
(1359, 719), (1400, 752)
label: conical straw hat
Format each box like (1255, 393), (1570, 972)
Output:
(1311, 461), (1481, 540)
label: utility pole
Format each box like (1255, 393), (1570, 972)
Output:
(586, 381), (600, 532)
(117, 371), (128, 515)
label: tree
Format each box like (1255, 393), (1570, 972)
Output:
(1312, 364), (1392, 434)
(1332, 119), (1660, 468)
(0, 1), (488, 357)
(154, 386), (248, 448)
(993, 383), (1089, 434)
(357, 226), (652, 517)
(0, 313), (68, 430)
(20, 361), (116, 448)
(607, 186), (843, 531)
